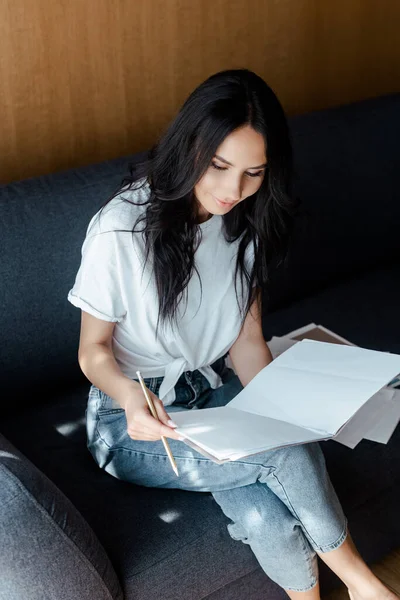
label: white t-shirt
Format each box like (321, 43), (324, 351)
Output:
(68, 179), (254, 405)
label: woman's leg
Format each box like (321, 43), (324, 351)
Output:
(317, 532), (397, 600)
(208, 441), (397, 600)
(210, 480), (320, 593)
(208, 441), (346, 595)
(87, 388), (338, 591)
(285, 582), (321, 600)
(205, 368), (398, 599)
(87, 375), (396, 599)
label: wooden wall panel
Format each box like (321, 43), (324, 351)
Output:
(1, 0), (399, 183)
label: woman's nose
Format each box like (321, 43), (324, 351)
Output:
(222, 178), (242, 202)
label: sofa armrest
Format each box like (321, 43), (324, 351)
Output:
(0, 433), (123, 600)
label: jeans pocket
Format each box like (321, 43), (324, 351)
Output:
(97, 407), (125, 416)
(94, 409), (128, 451)
(133, 377), (163, 398)
(97, 390), (125, 415)
(150, 377), (164, 396)
(96, 377), (161, 416)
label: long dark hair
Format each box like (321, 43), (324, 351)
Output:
(101, 68), (296, 338)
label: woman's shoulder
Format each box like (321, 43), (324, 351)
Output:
(87, 177), (150, 236)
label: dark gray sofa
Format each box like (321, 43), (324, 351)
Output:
(1, 92), (399, 600)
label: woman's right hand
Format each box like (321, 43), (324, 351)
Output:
(124, 388), (182, 442)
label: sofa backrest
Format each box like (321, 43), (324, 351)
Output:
(1, 94), (399, 407)
(267, 92), (400, 310)
(0, 154), (144, 407)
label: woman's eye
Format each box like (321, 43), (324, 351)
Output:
(211, 162), (226, 171)
(211, 162), (263, 178)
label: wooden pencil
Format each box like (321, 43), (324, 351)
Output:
(136, 371), (179, 477)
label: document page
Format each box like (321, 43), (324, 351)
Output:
(333, 389), (392, 448)
(229, 340), (400, 436)
(363, 389), (400, 444)
(172, 407), (329, 461)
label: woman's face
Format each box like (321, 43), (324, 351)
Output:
(194, 125), (267, 222)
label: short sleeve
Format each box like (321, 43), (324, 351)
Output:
(68, 226), (127, 323)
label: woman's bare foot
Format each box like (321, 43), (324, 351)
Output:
(348, 583), (398, 600)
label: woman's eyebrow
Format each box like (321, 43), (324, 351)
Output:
(214, 154), (267, 169)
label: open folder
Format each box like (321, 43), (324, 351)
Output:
(171, 340), (400, 463)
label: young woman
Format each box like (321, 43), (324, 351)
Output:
(68, 69), (396, 600)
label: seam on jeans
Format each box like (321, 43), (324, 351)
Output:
(296, 522), (318, 588)
(97, 408), (125, 416)
(95, 411), (107, 448)
(270, 471), (347, 554)
(284, 576), (319, 592)
(149, 377), (158, 392)
(317, 520), (348, 554)
(226, 482), (317, 591)
(92, 415), (217, 463)
(0, 466), (117, 600)
(270, 471), (321, 550)
(94, 434), (217, 462)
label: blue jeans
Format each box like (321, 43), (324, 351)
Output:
(87, 357), (347, 592)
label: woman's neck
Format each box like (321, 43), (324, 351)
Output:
(196, 204), (213, 224)
(196, 213), (213, 224)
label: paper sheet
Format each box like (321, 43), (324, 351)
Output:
(179, 326), (400, 460)
(229, 340), (400, 436)
(267, 336), (297, 359)
(267, 331), (400, 448)
(173, 406), (329, 461)
(267, 328), (400, 446)
(363, 388), (400, 444)
(333, 388), (395, 448)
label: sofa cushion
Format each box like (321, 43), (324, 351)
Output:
(1, 386), (279, 599)
(2, 260), (400, 598)
(0, 433), (123, 600)
(2, 382), (400, 599)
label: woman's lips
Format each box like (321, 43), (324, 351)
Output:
(213, 195), (235, 207)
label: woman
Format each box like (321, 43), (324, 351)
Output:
(68, 69), (396, 599)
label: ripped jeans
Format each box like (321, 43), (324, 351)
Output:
(86, 357), (347, 592)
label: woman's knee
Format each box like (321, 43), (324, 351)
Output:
(258, 443), (347, 553)
(212, 485), (318, 591)
(212, 482), (306, 546)
(274, 442), (325, 470)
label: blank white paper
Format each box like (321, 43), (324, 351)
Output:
(363, 389), (400, 444)
(172, 407), (329, 461)
(332, 389), (394, 448)
(229, 340), (400, 436)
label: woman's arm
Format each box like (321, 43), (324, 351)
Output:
(228, 289), (272, 387)
(78, 311), (141, 408)
(78, 311), (181, 441)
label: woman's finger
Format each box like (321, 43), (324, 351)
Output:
(130, 409), (181, 440)
(152, 395), (177, 428)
